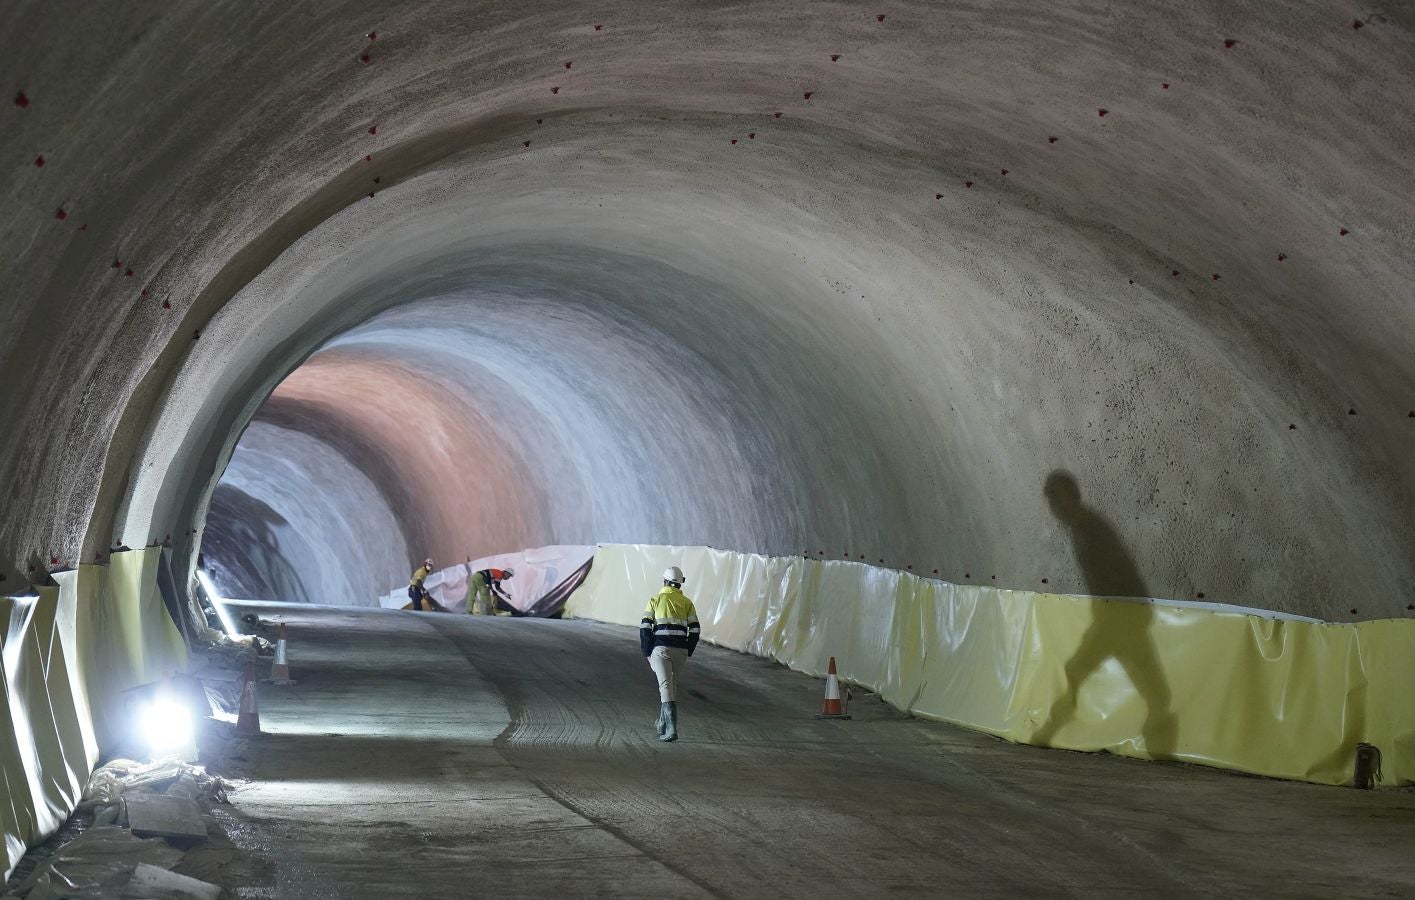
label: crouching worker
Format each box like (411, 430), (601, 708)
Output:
(407, 558), (434, 611)
(641, 566), (700, 742)
(469, 567), (513, 615)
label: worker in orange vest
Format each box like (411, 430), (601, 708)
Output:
(468, 567), (514, 615)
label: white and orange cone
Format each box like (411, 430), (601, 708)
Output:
(815, 656), (852, 719)
(236, 658), (262, 735)
(269, 623), (295, 685)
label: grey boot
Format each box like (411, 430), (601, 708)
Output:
(659, 701), (678, 742)
(655, 702), (669, 737)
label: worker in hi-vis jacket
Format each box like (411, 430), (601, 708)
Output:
(640, 566), (701, 742)
(407, 558), (434, 611)
(468, 566), (513, 615)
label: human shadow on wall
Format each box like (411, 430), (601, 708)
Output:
(1031, 471), (1178, 760)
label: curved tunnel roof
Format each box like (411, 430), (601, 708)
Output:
(2, 2), (1412, 616)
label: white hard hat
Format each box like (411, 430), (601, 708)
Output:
(663, 566), (685, 585)
(424, 558), (434, 567)
(502, 568), (514, 578)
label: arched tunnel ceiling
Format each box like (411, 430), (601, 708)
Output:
(2, 2), (1412, 617)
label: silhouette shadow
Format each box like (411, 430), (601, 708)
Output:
(1031, 471), (1177, 760)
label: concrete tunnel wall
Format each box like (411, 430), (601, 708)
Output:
(1, 2), (1412, 617)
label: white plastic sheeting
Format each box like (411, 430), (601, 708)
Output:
(378, 545), (594, 614)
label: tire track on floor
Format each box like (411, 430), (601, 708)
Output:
(427, 616), (724, 899)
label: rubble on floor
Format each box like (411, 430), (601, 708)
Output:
(3, 623), (277, 900)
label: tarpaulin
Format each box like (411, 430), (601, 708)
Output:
(519, 557), (593, 618)
(2, 548), (188, 881)
(379, 545), (595, 615)
(567, 544), (1414, 787)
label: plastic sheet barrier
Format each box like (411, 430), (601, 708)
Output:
(566, 544), (1413, 787)
(379, 545), (595, 615)
(2, 548), (188, 881)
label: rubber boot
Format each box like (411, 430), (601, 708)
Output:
(659, 701), (678, 742)
(655, 702), (669, 737)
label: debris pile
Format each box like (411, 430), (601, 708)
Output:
(4, 606), (271, 898)
(2, 760), (232, 899)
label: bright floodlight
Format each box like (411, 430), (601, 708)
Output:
(197, 569), (239, 639)
(138, 697), (194, 756)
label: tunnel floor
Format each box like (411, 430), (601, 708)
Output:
(220, 603), (1414, 898)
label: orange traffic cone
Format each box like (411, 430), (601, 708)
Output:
(236, 658), (262, 735)
(815, 656), (852, 719)
(269, 623), (295, 685)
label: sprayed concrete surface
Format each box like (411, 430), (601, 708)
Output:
(221, 603), (1415, 897)
(3, 3), (1413, 620)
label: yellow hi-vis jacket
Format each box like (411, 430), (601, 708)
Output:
(409, 565), (431, 588)
(640, 586), (701, 657)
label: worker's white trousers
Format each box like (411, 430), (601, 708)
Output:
(648, 646), (688, 703)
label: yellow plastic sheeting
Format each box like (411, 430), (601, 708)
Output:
(2, 589), (91, 881)
(50, 571), (101, 769)
(567, 544), (1413, 786)
(1, 548), (189, 880)
(72, 553), (187, 750)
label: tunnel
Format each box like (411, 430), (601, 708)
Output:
(3, 2), (1414, 896)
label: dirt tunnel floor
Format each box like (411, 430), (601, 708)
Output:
(220, 602), (1414, 898)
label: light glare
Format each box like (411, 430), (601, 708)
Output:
(197, 569), (239, 639)
(138, 697), (193, 754)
